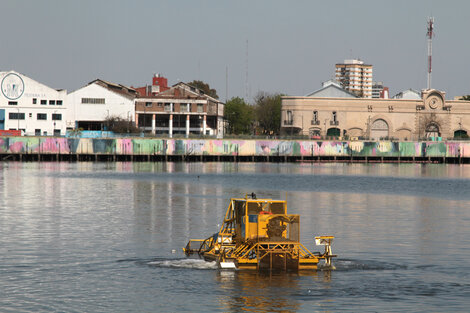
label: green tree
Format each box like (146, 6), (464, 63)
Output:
(254, 92), (283, 135)
(225, 97), (254, 135)
(460, 95), (470, 101)
(187, 80), (219, 99)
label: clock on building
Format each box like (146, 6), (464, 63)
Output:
(1, 73), (25, 100)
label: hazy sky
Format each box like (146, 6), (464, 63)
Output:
(1, 0), (469, 101)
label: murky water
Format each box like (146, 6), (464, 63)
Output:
(1, 162), (470, 312)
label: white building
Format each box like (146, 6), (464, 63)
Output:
(0, 70), (67, 136)
(335, 59), (373, 98)
(67, 79), (137, 130)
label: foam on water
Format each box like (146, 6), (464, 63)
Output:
(147, 258), (218, 270)
(332, 258), (408, 271)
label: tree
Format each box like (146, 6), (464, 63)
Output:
(187, 80), (219, 99)
(460, 95), (470, 101)
(254, 92), (283, 135)
(224, 97), (254, 135)
(104, 115), (139, 134)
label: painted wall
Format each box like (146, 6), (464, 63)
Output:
(1, 137), (469, 158)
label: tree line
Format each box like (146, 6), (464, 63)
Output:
(187, 80), (283, 136)
(225, 93), (282, 136)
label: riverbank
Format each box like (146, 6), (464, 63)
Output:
(1, 136), (469, 163)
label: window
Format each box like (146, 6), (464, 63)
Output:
(29, 113), (32, 118)
(164, 103), (171, 111)
(197, 103), (203, 113)
(53, 129), (61, 136)
(49, 100), (56, 105)
(52, 113), (62, 121)
(37, 113), (47, 120)
(180, 103), (188, 112)
(81, 98), (105, 104)
(35, 129), (41, 136)
(56, 100), (63, 105)
(157, 102), (163, 107)
(145, 102), (152, 107)
(312, 110), (319, 125)
(330, 111), (338, 126)
(9, 112), (25, 120)
(8, 101), (18, 105)
(41, 100), (47, 105)
(33, 98), (37, 104)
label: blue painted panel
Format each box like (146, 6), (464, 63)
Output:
(0, 109), (4, 130)
(248, 215), (258, 223)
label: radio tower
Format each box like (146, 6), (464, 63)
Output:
(245, 39), (249, 101)
(426, 17), (434, 90)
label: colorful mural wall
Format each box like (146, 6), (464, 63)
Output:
(0, 137), (469, 158)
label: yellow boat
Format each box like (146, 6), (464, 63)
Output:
(183, 194), (336, 271)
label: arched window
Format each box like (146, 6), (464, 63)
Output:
(454, 130), (468, 139)
(326, 127), (340, 137)
(370, 119), (389, 140)
(309, 128), (321, 137)
(425, 123), (440, 138)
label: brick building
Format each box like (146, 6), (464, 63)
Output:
(135, 82), (224, 137)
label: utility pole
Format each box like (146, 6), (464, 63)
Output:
(426, 17), (434, 90)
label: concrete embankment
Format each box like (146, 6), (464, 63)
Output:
(0, 136), (469, 163)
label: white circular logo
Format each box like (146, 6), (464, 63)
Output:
(1, 73), (25, 100)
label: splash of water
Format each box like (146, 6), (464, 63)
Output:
(147, 258), (218, 270)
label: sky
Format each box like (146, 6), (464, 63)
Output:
(1, 0), (469, 102)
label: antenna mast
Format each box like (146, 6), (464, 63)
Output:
(426, 17), (434, 90)
(245, 39), (249, 101)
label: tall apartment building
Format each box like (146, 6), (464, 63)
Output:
(335, 59), (373, 98)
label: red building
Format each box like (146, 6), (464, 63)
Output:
(134, 74), (170, 97)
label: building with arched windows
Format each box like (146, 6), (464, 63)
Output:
(281, 89), (470, 140)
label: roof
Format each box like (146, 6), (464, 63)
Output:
(88, 79), (138, 99)
(137, 81), (223, 103)
(173, 82), (220, 102)
(305, 81), (358, 98)
(393, 89), (421, 100)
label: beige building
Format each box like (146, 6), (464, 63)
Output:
(335, 59), (373, 98)
(281, 89), (470, 140)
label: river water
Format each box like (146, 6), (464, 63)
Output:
(1, 162), (469, 312)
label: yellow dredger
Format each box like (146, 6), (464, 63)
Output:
(183, 194), (336, 271)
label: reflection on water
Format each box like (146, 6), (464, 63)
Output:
(216, 271), (330, 313)
(1, 162), (470, 312)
